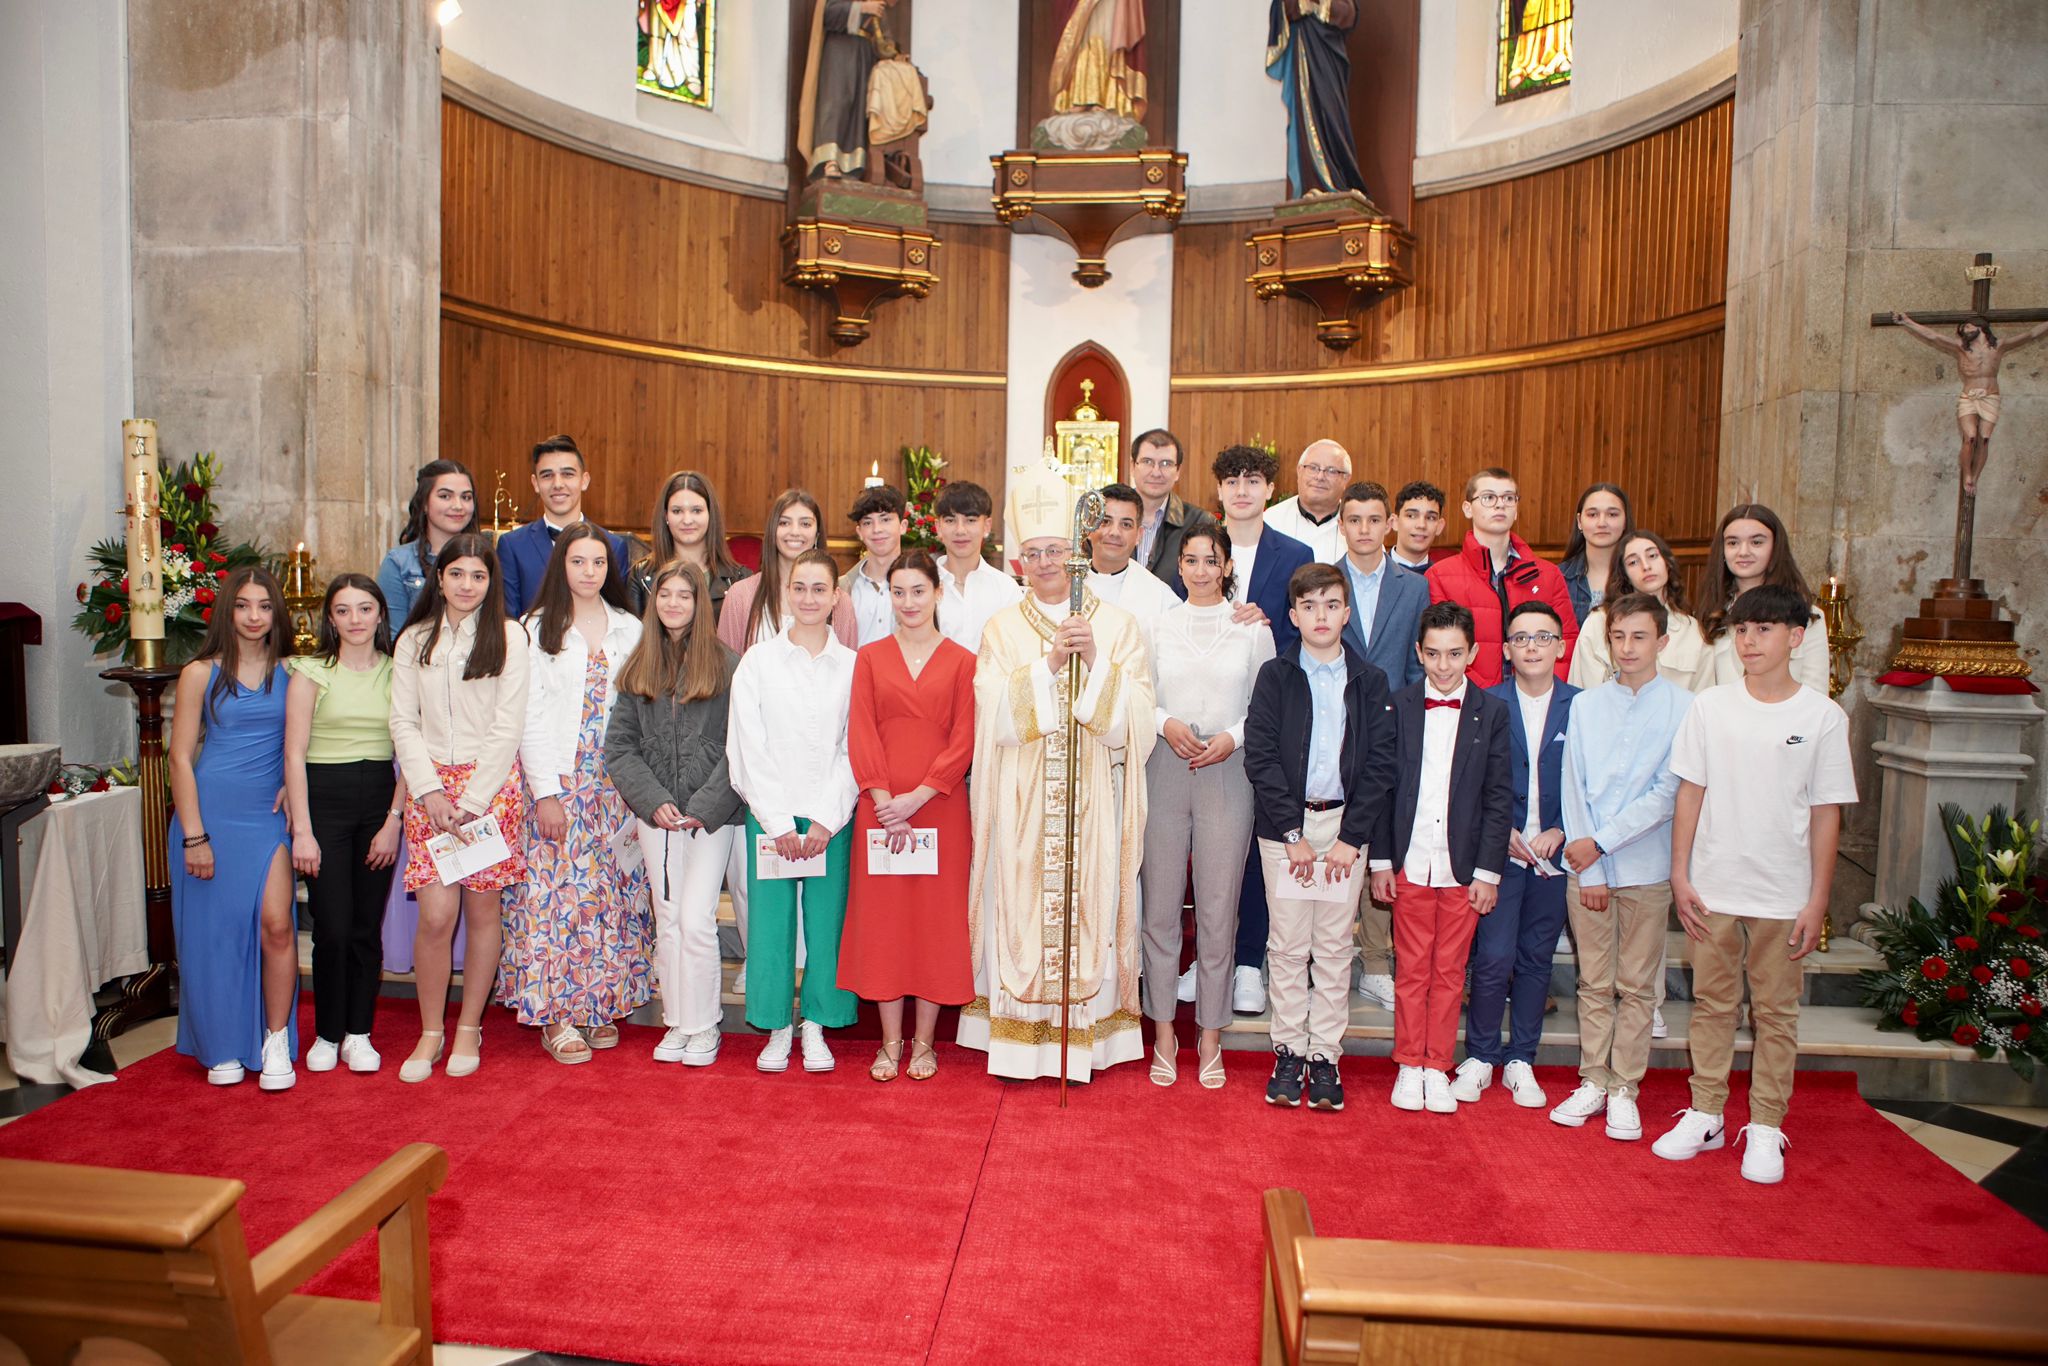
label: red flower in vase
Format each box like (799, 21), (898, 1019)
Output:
(209, 551), (227, 564)
(45, 780), (62, 795)
(201, 606), (213, 623)
(119, 577), (129, 593)
(2023, 997), (2044, 1017)
(1956, 935), (1980, 952)
(104, 602), (123, 624)
(2021, 926), (2043, 940)
(195, 586), (215, 606)
(2017, 1024), (2034, 1043)
(197, 521), (219, 540)
(1920, 957), (1949, 980)
(1901, 1001), (1920, 1025)
(87, 779), (108, 793)
(1999, 888), (2026, 912)
(215, 568), (229, 581)
(1954, 1024), (1981, 1046)
(1946, 985), (1969, 1002)
(159, 516), (175, 538)
(169, 543), (186, 555)
(183, 481), (204, 501)
(2012, 959), (2034, 979)
(1972, 965), (1994, 984)
(1989, 911), (2012, 927)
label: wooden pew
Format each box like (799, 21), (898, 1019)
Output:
(1262, 1188), (2048, 1365)
(0, 1142), (449, 1365)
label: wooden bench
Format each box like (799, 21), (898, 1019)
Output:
(0, 1142), (448, 1364)
(1261, 1187), (2048, 1364)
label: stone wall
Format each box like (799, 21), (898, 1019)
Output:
(128, 0), (440, 579)
(1720, 0), (2048, 879)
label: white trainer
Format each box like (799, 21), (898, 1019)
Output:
(681, 1027), (721, 1066)
(1549, 1082), (1608, 1128)
(1354, 972), (1396, 1010)
(732, 963), (747, 996)
(258, 1030), (296, 1092)
(1651, 1006), (1669, 1039)
(1605, 1091), (1643, 1141)
(1421, 1068), (1458, 1113)
(1738, 1123), (1787, 1184)
(339, 1034), (382, 1073)
(207, 1061), (245, 1086)
(1390, 1065), (1425, 1111)
(1501, 1060), (1546, 1108)
(653, 1026), (691, 1062)
(1175, 964), (1197, 1004)
(800, 1020), (835, 1072)
(1449, 1058), (1493, 1103)
(305, 1038), (340, 1073)
(1231, 966), (1268, 1014)
(1652, 1108), (1727, 1160)
(757, 1026), (794, 1072)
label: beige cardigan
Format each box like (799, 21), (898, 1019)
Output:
(390, 613), (531, 816)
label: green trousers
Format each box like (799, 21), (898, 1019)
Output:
(741, 814), (857, 1030)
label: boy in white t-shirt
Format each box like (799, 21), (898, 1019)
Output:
(1651, 584), (1857, 1184)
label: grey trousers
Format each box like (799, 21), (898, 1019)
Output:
(1140, 744), (1254, 1030)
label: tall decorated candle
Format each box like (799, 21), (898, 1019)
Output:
(121, 418), (166, 666)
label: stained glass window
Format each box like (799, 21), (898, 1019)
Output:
(1497, 0), (1572, 103)
(638, 0), (716, 108)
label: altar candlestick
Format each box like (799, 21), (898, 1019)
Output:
(864, 461), (884, 489)
(121, 419), (165, 669)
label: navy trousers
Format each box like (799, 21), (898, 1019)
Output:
(1463, 862), (1568, 1066)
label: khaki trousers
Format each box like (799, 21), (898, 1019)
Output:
(1257, 806), (1365, 1057)
(1354, 895), (1393, 976)
(1688, 911), (1803, 1128)
(1566, 879), (1671, 1096)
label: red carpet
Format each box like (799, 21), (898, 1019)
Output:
(4, 1001), (2043, 1365)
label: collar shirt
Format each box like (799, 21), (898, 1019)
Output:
(1389, 549), (1432, 573)
(725, 627), (860, 838)
(846, 558), (895, 646)
(1137, 500), (1170, 568)
(1513, 683), (1554, 861)
(1341, 555), (1387, 648)
(940, 558), (1022, 654)
(1559, 674), (1693, 890)
(1403, 679), (1469, 887)
(1264, 496), (1345, 564)
(1086, 560), (1176, 659)
(1303, 652), (1349, 802)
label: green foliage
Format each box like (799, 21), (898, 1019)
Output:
(900, 445), (947, 551)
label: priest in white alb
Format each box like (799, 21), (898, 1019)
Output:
(960, 464), (1155, 1081)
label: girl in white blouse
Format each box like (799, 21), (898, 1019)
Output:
(1568, 530), (1713, 693)
(1140, 525), (1276, 1088)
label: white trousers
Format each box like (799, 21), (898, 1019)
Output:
(641, 822), (736, 1032)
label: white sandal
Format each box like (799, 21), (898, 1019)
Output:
(1198, 1047), (1227, 1090)
(1150, 1039), (1178, 1087)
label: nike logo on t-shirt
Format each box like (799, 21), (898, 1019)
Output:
(1786, 735), (1807, 745)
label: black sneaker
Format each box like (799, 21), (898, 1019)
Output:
(1266, 1045), (1305, 1107)
(1305, 1053), (1345, 1110)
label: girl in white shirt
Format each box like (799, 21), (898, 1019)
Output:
(1569, 530), (1713, 692)
(1701, 503), (1831, 693)
(502, 524), (650, 1066)
(1140, 525), (1276, 1088)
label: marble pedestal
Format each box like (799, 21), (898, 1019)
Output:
(1870, 682), (2042, 913)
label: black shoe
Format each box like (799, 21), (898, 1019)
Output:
(1305, 1053), (1345, 1111)
(1266, 1045), (1305, 1107)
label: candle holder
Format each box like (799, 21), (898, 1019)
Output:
(1817, 575), (1863, 702)
(489, 470), (524, 539)
(281, 543), (325, 655)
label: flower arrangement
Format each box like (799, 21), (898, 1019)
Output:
(71, 452), (272, 665)
(900, 444), (947, 551)
(1861, 804), (2048, 1078)
(47, 759), (140, 800)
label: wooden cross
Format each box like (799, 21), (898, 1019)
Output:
(1872, 252), (2048, 580)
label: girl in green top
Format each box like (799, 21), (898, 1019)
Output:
(284, 574), (408, 1073)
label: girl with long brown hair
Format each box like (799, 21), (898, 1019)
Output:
(389, 533), (531, 1082)
(1568, 530), (1713, 693)
(168, 566), (299, 1089)
(1700, 503), (1829, 692)
(626, 470), (751, 617)
(604, 560), (743, 1066)
(377, 459), (478, 627)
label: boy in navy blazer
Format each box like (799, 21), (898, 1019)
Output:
(1454, 601), (1577, 1110)
(497, 435), (627, 617)
(1209, 443), (1317, 1013)
(1369, 601), (1514, 1115)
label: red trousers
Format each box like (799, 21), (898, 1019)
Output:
(1392, 873), (1481, 1069)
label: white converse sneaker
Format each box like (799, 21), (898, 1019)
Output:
(1652, 1108), (1727, 1160)
(339, 1034), (382, 1073)
(757, 1026), (793, 1072)
(681, 1027), (721, 1066)
(1651, 1007), (1669, 1039)
(1390, 1064), (1425, 1111)
(800, 1020), (835, 1072)
(1738, 1123), (1787, 1184)
(207, 1061), (245, 1086)
(1175, 964), (1197, 1004)
(258, 1030), (296, 1092)
(1353, 972), (1396, 1010)
(305, 1038), (340, 1073)
(1501, 1060), (1546, 1108)
(1231, 966), (1267, 1015)
(1422, 1068), (1458, 1113)
(1450, 1058), (1493, 1103)
(1549, 1082), (1607, 1128)
(653, 1026), (691, 1062)
(1605, 1091), (1643, 1141)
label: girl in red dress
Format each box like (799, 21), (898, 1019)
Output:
(838, 550), (977, 1081)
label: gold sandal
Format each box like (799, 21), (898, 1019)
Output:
(870, 1040), (903, 1082)
(907, 1039), (939, 1081)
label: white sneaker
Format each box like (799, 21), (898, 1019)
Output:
(305, 1038), (340, 1073)
(1652, 1108), (1727, 1160)
(1502, 1060), (1546, 1108)
(1422, 1068), (1458, 1113)
(1549, 1082), (1607, 1128)
(1354, 972), (1396, 1010)
(207, 1061), (245, 1086)
(653, 1026), (691, 1062)
(1738, 1123), (1787, 1183)
(732, 964), (747, 996)
(1232, 965), (1268, 1014)
(1605, 1091), (1643, 1141)
(1652, 1007), (1669, 1039)
(1555, 929), (1572, 953)
(800, 1020), (835, 1072)
(1175, 964), (1197, 1004)
(681, 1027), (721, 1066)
(1390, 1064), (1425, 1111)
(757, 1025), (793, 1072)
(258, 1030), (296, 1092)
(339, 1034), (381, 1073)
(1450, 1058), (1493, 1103)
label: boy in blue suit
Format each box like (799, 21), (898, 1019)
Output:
(497, 435), (626, 617)
(1453, 601), (1577, 1108)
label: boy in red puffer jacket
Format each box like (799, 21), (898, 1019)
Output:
(1427, 467), (1579, 687)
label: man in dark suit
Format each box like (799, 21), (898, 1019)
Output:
(496, 434), (627, 617)
(1368, 601), (1514, 1115)
(1456, 601), (1578, 1110)
(1130, 428), (1214, 596)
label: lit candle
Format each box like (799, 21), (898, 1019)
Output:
(121, 418), (165, 656)
(864, 460), (884, 489)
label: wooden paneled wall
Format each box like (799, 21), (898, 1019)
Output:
(439, 101), (1010, 535)
(1169, 99), (1733, 554)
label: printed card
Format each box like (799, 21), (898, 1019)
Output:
(756, 833), (827, 880)
(865, 827), (938, 875)
(426, 814), (516, 886)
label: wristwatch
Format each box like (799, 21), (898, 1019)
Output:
(1283, 829), (1305, 846)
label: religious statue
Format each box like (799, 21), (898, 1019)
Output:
(1889, 312), (2048, 495)
(797, 0), (931, 189)
(1266, 0), (1370, 201)
(1038, 0), (1149, 152)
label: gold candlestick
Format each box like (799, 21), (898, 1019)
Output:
(1817, 575), (1863, 702)
(121, 419), (165, 670)
(282, 542), (324, 655)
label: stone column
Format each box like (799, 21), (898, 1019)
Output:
(1719, 0), (2048, 877)
(128, 0), (440, 573)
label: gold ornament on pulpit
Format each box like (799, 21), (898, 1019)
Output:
(1050, 379), (1120, 492)
(281, 543), (325, 655)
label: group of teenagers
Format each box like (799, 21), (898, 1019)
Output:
(164, 428), (1854, 1186)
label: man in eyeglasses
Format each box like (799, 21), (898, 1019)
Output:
(1262, 439), (1352, 565)
(1427, 466), (1578, 686)
(1128, 429), (1214, 596)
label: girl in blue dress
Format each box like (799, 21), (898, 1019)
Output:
(167, 566), (299, 1089)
